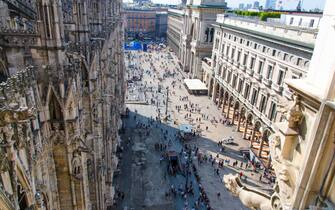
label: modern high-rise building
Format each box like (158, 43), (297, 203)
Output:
(239, 3), (245, 10)
(265, 0), (277, 9)
(253, 1), (260, 9)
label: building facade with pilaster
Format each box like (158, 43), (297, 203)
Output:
(203, 14), (317, 168)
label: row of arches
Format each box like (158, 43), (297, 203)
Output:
(207, 75), (272, 168)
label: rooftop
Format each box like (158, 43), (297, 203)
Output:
(215, 14), (317, 51)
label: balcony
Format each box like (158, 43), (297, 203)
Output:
(246, 68), (254, 76)
(228, 58), (234, 64)
(233, 61), (240, 68)
(272, 83), (284, 93)
(283, 88), (293, 99)
(263, 78), (272, 87)
(254, 72), (262, 81)
(240, 65), (247, 72)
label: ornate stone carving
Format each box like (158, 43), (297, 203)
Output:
(0, 105), (35, 127)
(286, 95), (304, 129)
(71, 150), (82, 179)
(223, 174), (272, 210)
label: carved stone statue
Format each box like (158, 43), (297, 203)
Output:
(286, 95), (303, 129)
(71, 150), (82, 179)
(223, 174), (272, 210)
(0, 105), (35, 127)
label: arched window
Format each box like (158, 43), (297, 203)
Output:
(209, 28), (214, 42)
(205, 27), (209, 42)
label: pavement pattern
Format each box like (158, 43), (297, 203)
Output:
(113, 46), (273, 210)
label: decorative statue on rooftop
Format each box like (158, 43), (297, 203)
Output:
(286, 95), (303, 130)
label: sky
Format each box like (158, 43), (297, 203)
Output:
(143, 0), (326, 10)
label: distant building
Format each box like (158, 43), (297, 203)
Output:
(167, 0), (226, 79)
(246, 4), (253, 10)
(265, 0), (276, 9)
(239, 3), (245, 10)
(125, 8), (168, 41)
(253, 1), (260, 9)
(276, 0), (301, 11)
(280, 13), (322, 29)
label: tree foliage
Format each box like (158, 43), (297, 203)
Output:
(234, 11), (281, 21)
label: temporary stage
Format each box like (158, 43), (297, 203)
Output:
(184, 79), (208, 95)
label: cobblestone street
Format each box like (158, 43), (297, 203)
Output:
(114, 46), (273, 210)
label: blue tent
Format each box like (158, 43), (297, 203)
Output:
(124, 41), (142, 50)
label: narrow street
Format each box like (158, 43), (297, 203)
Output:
(113, 45), (272, 210)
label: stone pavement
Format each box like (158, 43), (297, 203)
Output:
(117, 47), (273, 210)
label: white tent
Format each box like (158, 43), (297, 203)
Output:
(184, 79), (208, 95)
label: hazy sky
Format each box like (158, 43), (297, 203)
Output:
(146, 0), (326, 10)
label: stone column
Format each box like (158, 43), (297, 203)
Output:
(212, 82), (217, 103)
(243, 120), (248, 139)
(218, 87), (223, 107)
(258, 135), (265, 157)
(237, 113), (242, 131)
(232, 107), (237, 123)
(226, 101), (231, 119)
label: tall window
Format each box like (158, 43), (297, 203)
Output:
(267, 65), (273, 79)
(249, 57), (255, 69)
(269, 102), (277, 121)
(258, 61), (264, 74)
(251, 89), (258, 105)
(244, 84), (250, 99)
(298, 18), (303, 26)
(227, 71), (232, 83)
(277, 70), (285, 85)
(238, 79), (243, 93)
(221, 43), (225, 53)
(243, 54), (248, 66)
(232, 75), (237, 88)
(215, 39), (219, 49)
(237, 51), (241, 63)
(259, 95), (267, 113)
(309, 19), (315, 28)
(209, 28), (214, 42)
(290, 17), (294, 25)
(226, 46), (230, 57)
(222, 67), (227, 80)
(231, 48), (235, 59)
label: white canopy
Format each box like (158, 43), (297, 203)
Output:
(179, 124), (192, 133)
(184, 79), (207, 91)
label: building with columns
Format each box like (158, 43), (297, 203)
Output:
(167, 0), (226, 79)
(0, 0), (125, 210)
(224, 0), (335, 209)
(203, 14), (317, 168)
(167, 8), (185, 57)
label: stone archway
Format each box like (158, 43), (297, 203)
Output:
(226, 95), (234, 120)
(208, 77), (214, 97)
(212, 82), (220, 104)
(232, 101), (240, 124)
(218, 86), (224, 109)
(251, 121), (262, 148)
(243, 113), (254, 139)
(258, 129), (272, 162)
(237, 106), (246, 132)
(222, 91), (229, 114)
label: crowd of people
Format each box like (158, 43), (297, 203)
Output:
(117, 43), (274, 210)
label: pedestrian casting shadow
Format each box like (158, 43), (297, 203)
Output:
(113, 110), (266, 210)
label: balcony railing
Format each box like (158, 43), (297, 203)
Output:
(254, 72), (262, 81)
(272, 83), (283, 93)
(263, 78), (272, 87)
(246, 68), (254, 76)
